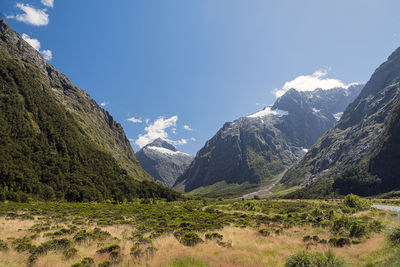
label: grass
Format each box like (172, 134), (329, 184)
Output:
(0, 197), (397, 266)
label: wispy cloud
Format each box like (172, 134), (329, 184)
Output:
(183, 125), (193, 131)
(100, 101), (109, 107)
(12, 3), (49, 26)
(41, 0), (54, 8)
(127, 117), (142, 123)
(21, 33), (52, 60)
(134, 115), (195, 148)
(273, 69), (354, 97)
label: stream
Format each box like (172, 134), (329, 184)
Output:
(373, 204), (400, 221)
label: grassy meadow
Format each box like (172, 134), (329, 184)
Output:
(0, 196), (399, 266)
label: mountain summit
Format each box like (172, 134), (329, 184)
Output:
(173, 84), (363, 197)
(136, 138), (194, 188)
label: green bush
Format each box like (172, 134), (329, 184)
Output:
(97, 260), (112, 267)
(258, 229), (270, 237)
(349, 220), (368, 238)
(205, 232), (223, 240)
(179, 231), (203, 246)
(63, 247), (78, 259)
(96, 244), (120, 254)
(285, 250), (345, 267)
(343, 194), (371, 211)
(389, 226), (400, 246)
(285, 251), (314, 267)
(0, 240), (8, 251)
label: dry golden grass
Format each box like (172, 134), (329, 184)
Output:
(0, 210), (397, 267)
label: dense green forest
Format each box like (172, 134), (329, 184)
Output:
(0, 47), (181, 202)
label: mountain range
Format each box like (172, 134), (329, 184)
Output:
(173, 83), (363, 197)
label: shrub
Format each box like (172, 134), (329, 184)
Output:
(258, 229), (270, 237)
(179, 231), (203, 246)
(0, 240), (8, 251)
(96, 244), (120, 254)
(369, 219), (384, 233)
(313, 250), (346, 267)
(303, 235), (311, 242)
(130, 245), (142, 259)
(343, 194), (371, 211)
(285, 250), (345, 267)
(63, 247), (78, 259)
(328, 237), (350, 247)
(97, 260), (112, 267)
(349, 220), (368, 238)
(285, 251), (313, 267)
(145, 246), (158, 259)
(205, 232), (223, 240)
(389, 226), (400, 246)
(81, 257), (95, 266)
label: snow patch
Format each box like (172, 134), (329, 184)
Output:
(312, 108), (320, 113)
(302, 148), (309, 153)
(333, 112), (343, 121)
(248, 106), (288, 118)
(146, 146), (190, 156)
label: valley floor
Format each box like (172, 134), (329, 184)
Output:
(0, 198), (399, 267)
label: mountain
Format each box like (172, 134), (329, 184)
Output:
(281, 46), (400, 198)
(0, 17), (181, 202)
(136, 138), (194, 188)
(173, 84), (363, 197)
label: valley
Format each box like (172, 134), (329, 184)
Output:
(0, 197), (400, 266)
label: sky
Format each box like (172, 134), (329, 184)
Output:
(1, 0), (400, 155)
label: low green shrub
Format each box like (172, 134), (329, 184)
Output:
(285, 250), (345, 267)
(205, 232), (223, 240)
(389, 226), (400, 246)
(343, 194), (371, 211)
(96, 244), (120, 254)
(0, 240), (8, 251)
(177, 231), (203, 246)
(258, 229), (270, 237)
(63, 247), (78, 259)
(97, 260), (112, 267)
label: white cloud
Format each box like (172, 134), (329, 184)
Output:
(14, 3), (49, 26)
(273, 69), (351, 97)
(41, 49), (52, 60)
(127, 117), (143, 123)
(21, 33), (40, 51)
(134, 115), (195, 148)
(41, 0), (54, 8)
(145, 118), (150, 124)
(171, 128), (177, 134)
(21, 33), (53, 61)
(100, 101), (109, 107)
(183, 125), (193, 131)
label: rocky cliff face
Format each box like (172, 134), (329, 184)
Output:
(0, 17), (150, 180)
(174, 84), (363, 195)
(281, 47), (400, 197)
(136, 138), (194, 188)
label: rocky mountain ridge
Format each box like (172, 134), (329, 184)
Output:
(281, 46), (400, 197)
(136, 138), (194, 188)
(173, 83), (363, 196)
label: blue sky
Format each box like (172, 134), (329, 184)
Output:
(1, 0), (400, 155)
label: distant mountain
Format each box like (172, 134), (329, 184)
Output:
(136, 138), (194, 188)
(0, 17), (181, 202)
(173, 83), (363, 197)
(281, 46), (400, 198)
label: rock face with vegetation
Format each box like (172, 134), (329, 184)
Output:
(136, 138), (194, 188)
(174, 84), (362, 195)
(0, 17), (182, 202)
(282, 46), (400, 198)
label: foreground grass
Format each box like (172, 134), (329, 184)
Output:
(0, 198), (398, 266)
